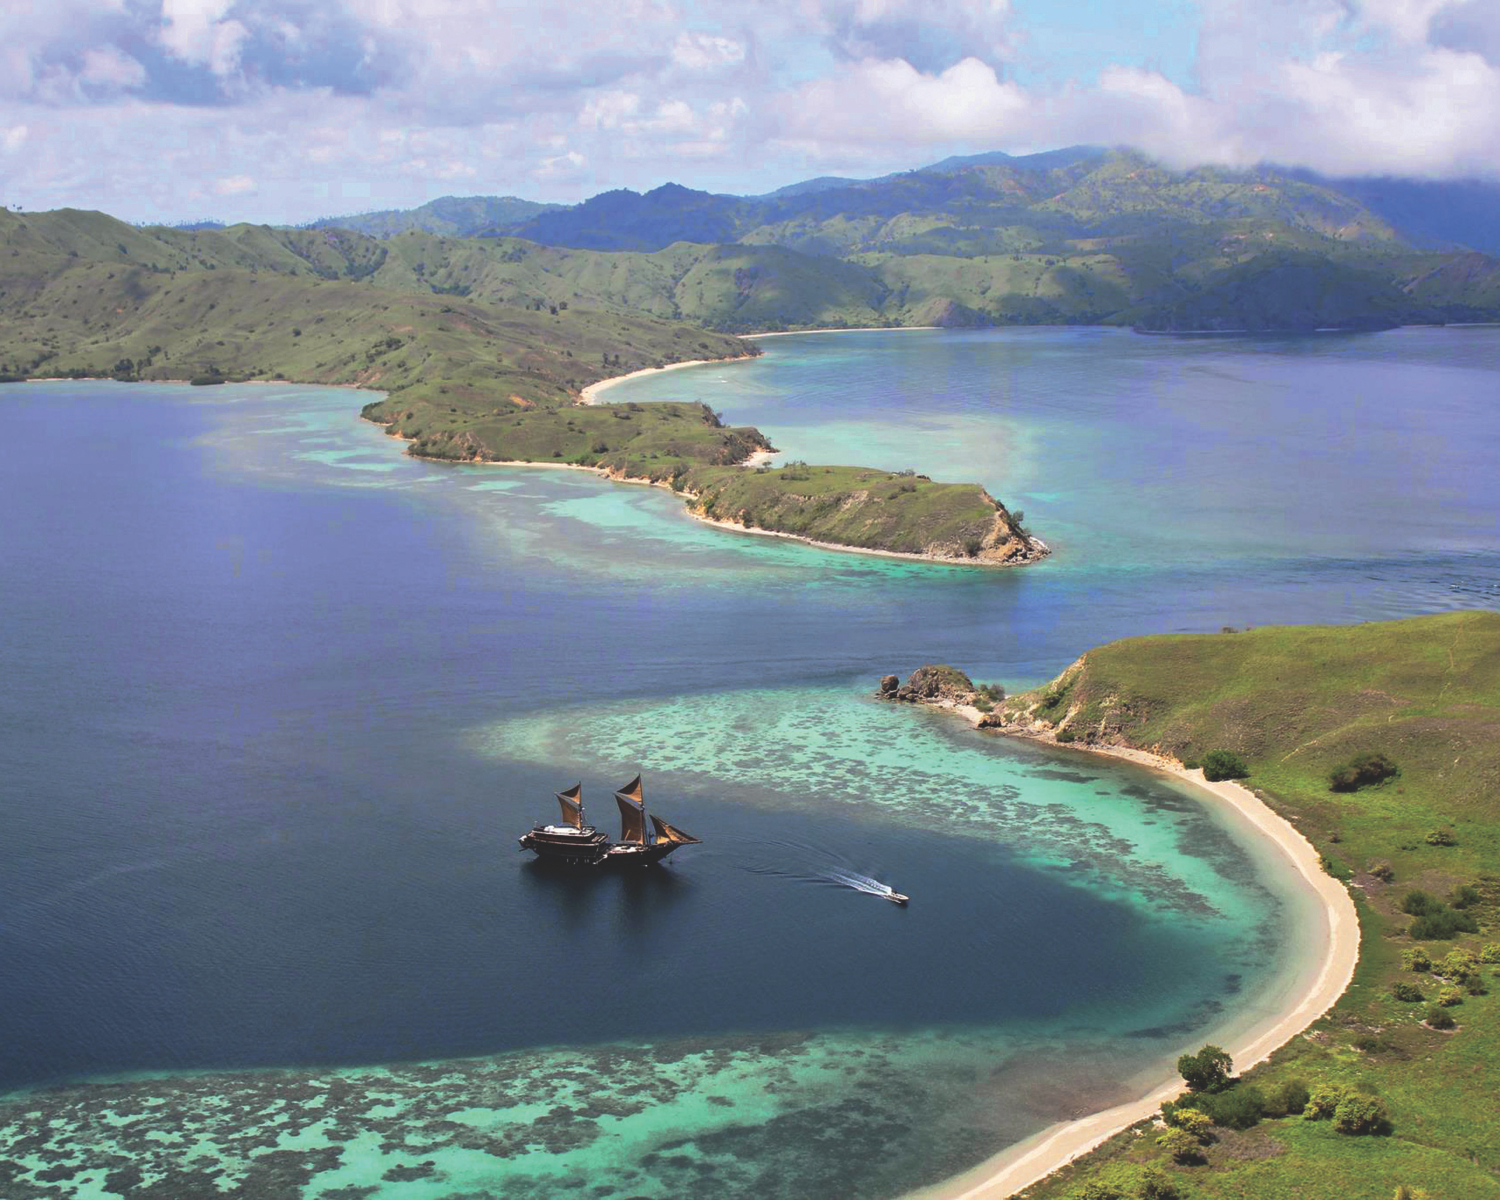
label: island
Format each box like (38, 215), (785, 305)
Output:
(879, 610), (1500, 1200)
(1, 207), (1046, 566)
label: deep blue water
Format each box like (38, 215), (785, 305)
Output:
(2, 327), (1497, 1197)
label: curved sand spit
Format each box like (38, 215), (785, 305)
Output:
(907, 722), (1361, 1200)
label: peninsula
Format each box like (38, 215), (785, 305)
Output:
(0, 208), (1045, 566)
(880, 611), (1500, 1199)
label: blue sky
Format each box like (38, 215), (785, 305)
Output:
(2, 0), (1498, 224)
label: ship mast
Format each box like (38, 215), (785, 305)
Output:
(614, 773), (647, 844)
(555, 783), (585, 830)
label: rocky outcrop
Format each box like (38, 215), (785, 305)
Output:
(876, 664), (978, 705)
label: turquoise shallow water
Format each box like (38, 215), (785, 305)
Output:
(2, 327), (1497, 1198)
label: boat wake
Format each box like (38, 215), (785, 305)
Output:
(735, 838), (908, 902)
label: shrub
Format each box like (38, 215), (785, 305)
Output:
(1368, 860), (1395, 882)
(1425, 1004), (1456, 1030)
(1425, 828), (1456, 846)
(1450, 884), (1481, 908)
(1181, 758), (1200, 770)
(1412, 909), (1479, 939)
(1138, 1165), (1179, 1200)
(1391, 981), (1424, 1002)
(1401, 889), (1439, 916)
(1436, 986), (1465, 1008)
(1333, 1094), (1390, 1135)
(1172, 1109), (1216, 1143)
(1201, 750), (1249, 782)
(1328, 752), (1399, 792)
(1157, 1126), (1203, 1165)
(1261, 1079), (1310, 1117)
(1055, 727), (1077, 743)
(189, 373), (225, 386)
(1438, 949), (1478, 981)
(1200, 1085), (1264, 1130)
(1177, 1045), (1232, 1092)
(1481, 943), (1500, 964)
(1304, 1084), (1350, 1121)
(1401, 947), (1432, 972)
(1073, 1180), (1126, 1200)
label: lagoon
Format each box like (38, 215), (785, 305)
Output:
(1, 325), (1497, 1197)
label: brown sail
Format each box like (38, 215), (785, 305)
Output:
(616, 773), (644, 804)
(615, 791), (646, 844)
(555, 783), (585, 830)
(650, 814), (701, 845)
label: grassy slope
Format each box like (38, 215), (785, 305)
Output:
(999, 612), (1500, 1200)
(685, 463), (1036, 561)
(0, 207), (1039, 562)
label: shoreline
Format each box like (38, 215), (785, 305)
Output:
(386, 426), (1045, 568)
(578, 351), (759, 404)
(905, 708), (1360, 1200)
(746, 325), (939, 339)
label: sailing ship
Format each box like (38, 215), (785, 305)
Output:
(518, 774), (701, 866)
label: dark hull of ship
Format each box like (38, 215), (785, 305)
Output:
(518, 829), (684, 867)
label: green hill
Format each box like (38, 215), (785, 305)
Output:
(0, 205), (1044, 564)
(985, 612), (1500, 1200)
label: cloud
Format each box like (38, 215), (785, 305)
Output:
(214, 173), (257, 194)
(1, 0), (1498, 223)
(778, 56), (1028, 146)
(671, 32), (745, 71)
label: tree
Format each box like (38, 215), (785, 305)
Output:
(1333, 1094), (1389, 1135)
(1138, 1166), (1180, 1200)
(1201, 750), (1249, 782)
(1177, 1044), (1232, 1092)
(1174, 1109), (1215, 1142)
(1157, 1126), (1203, 1165)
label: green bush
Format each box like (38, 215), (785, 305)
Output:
(1391, 980), (1424, 1002)
(1201, 750), (1249, 781)
(1481, 943), (1500, 964)
(1138, 1165), (1179, 1200)
(1425, 1004), (1456, 1030)
(189, 373), (225, 386)
(1328, 751), (1399, 792)
(1156, 1126), (1203, 1165)
(1409, 907), (1479, 939)
(1425, 828), (1457, 846)
(1401, 947), (1432, 972)
(1055, 727), (1077, 743)
(1177, 1045), (1232, 1092)
(1400, 889), (1440, 916)
(1199, 1085), (1264, 1130)
(1450, 883), (1481, 908)
(1304, 1084), (1350, 1121)
(1260, 1078), (1310, 1117)
(1438, 949), (1479, 981)
(1334, 1094), (1390, 1135)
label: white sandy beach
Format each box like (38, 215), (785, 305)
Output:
(579, 353), (755, 404)
(904, 714), (1361, 1200)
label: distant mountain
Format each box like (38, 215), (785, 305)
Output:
(1295, 172), (1500, 256)
(311, 195), (561, 238)
(501, 148), (1406, 258)
(7, 142), (1499, 340)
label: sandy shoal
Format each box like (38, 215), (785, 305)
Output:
(905, 713), (1360, 1200)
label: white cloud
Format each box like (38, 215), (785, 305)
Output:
(80, 46), (147, 90)
(1, 0), (1499, 223)
(159, 0), (246, 73)
(670, 32), (745, 71)
(214, 173), (256, 194)
(779, 56), (1028, 146)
